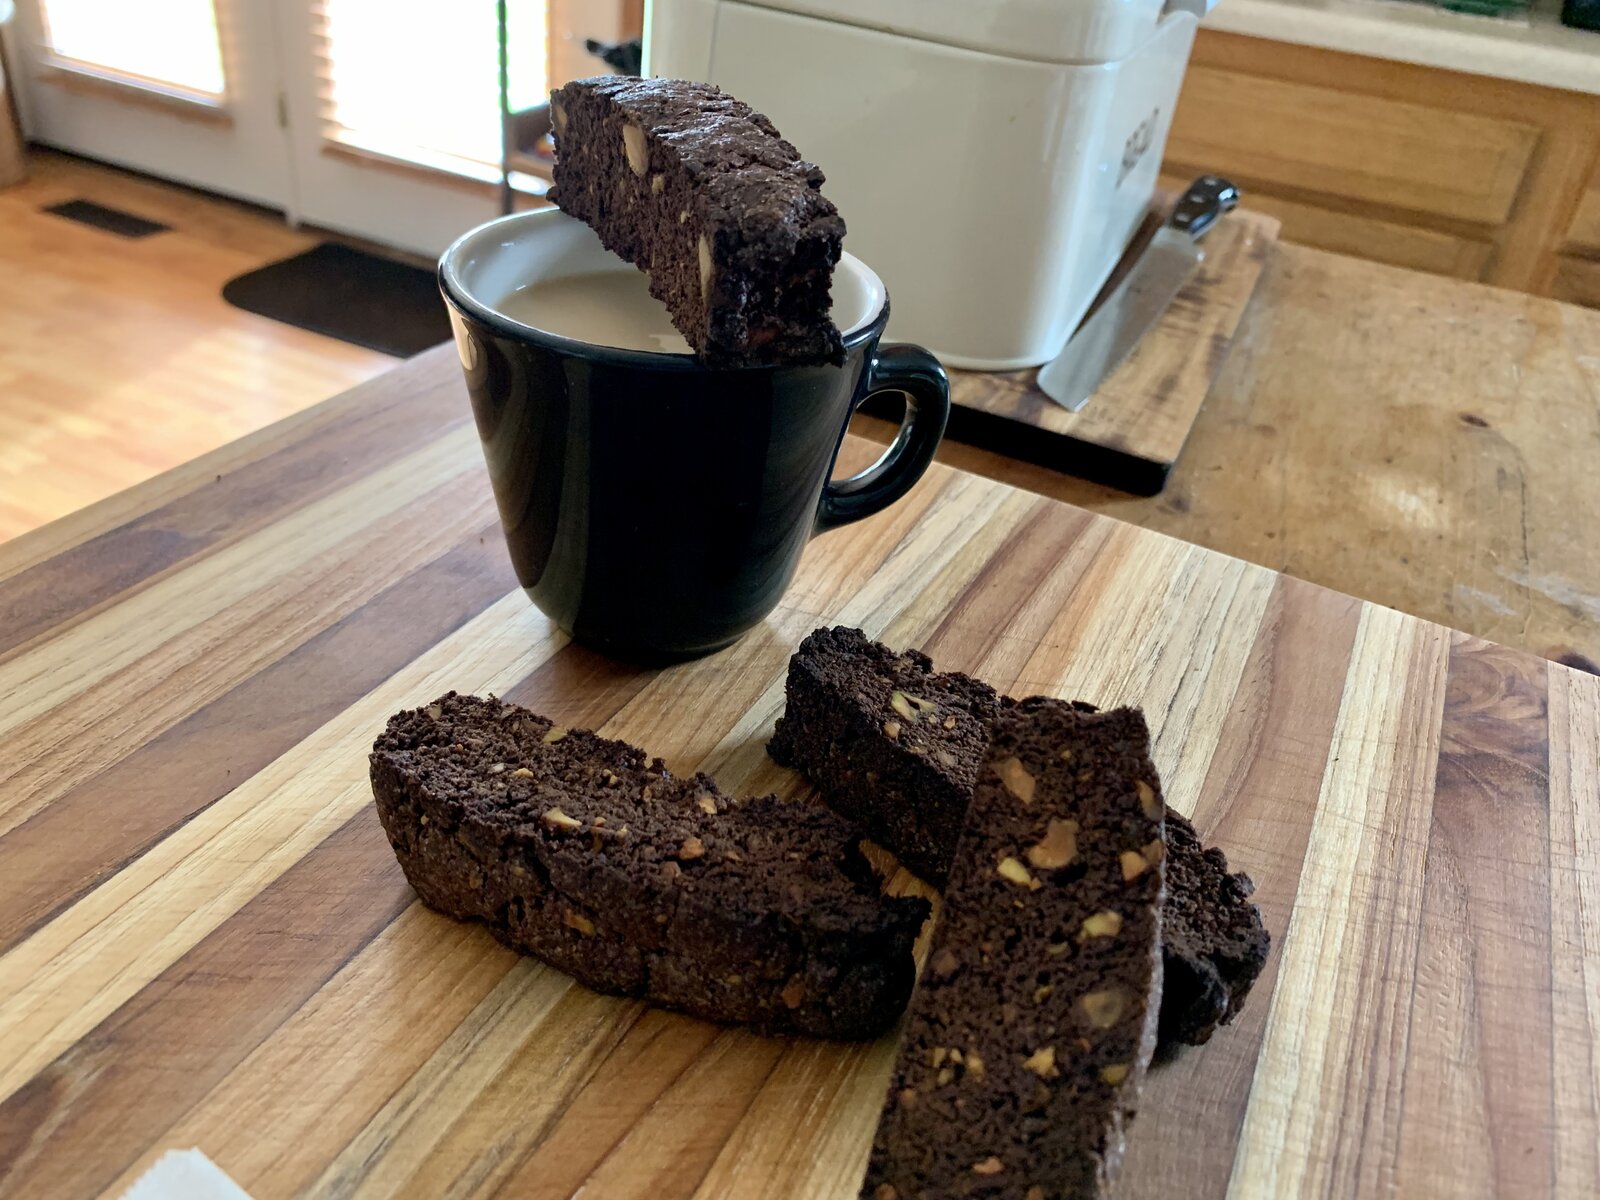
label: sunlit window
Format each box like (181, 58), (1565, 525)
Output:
(321, 0), (548, 178)
(40, 0), (226, 98)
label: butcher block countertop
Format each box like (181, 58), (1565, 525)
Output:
(1, 345), (1597, 1200)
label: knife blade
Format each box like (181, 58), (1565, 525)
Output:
(1038, 175), (1240, 414)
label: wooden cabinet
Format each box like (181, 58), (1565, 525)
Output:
(1554, 164), (1600, 306)
(1163, 30), (1600, 304)
(1217, 191), (1494, 281)
(1553, 257), (1600, 307)
(1570, 167), (1600, 254)
(1170, 67), (1538, 226)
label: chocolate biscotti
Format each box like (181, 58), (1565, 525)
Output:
(1159, 811), (1271, 1045)
(768, 626), (1008, 885)
(370, 693), (928, 1040)
(769, 626), (1270, 1046)
(861, 700), (1166, 1200)
(549, 76), (846, 367)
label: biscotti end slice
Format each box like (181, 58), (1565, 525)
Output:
(549, 76), (846, 367)
(768, 626), (1006, 884)
(771, 625), (1271, 1047)
(371, 693), (928, 1040)
(861, 700), (1166, 1200)
(1158, 811), (1271, 1045)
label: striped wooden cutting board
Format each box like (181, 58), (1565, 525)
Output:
(0, 346), (1594, 1200)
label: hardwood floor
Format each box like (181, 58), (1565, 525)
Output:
(0, 150), (394, 541)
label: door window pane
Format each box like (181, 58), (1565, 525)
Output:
(320, 0), (548, 178)
(40, 0), (226, 97)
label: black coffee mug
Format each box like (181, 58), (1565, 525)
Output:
(439, 209), (950, 661)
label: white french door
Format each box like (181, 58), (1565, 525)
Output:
(7, 0), (293, 208)
(7, 1), (640, 256)
(273, 0), (533, 254)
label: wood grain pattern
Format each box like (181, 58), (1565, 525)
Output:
(0, 151), (394, 542)
(0, 346), (1593, 1199)
(928, 206), (1277, 496)
(1231, 604), (1450, 1198)
(852, 241), (1600, 675)
(0, 525), (508, 952)
(1401, 637), (1552, 1198)
(1112, 575), (1363, 1200)
(0, 355), (472, 656)
(1546, 665), (1600, 1195)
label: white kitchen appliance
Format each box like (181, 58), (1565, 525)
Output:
(647, 0), (1217, 369)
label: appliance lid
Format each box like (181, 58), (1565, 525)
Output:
(718, 0), (1208, 64)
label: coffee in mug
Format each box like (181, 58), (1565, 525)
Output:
(494, 271), (691, 355)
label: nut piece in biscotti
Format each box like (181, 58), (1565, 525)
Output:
(549, 76), (846, 367)
(370, 693), (928, 1040)
(860, 700), (1166, 1200)
(769, 625), (1271, 1047)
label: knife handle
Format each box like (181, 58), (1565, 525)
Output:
(1170, 175), (1240, 239)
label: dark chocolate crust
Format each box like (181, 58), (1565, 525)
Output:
(769, 626), (1270, 1047)
(861, 701), (1166, 1200)
(549, 76), (845, 367)
(370, 693), (928, 1040)
(1158, 811), (1271, 1045)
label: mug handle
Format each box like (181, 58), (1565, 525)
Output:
(815, 344), (951, 533)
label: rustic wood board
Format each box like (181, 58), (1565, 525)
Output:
(913, 207), (1278, 497)
(1, 346), (1595, 1200)
(854, 240), (1600, 674)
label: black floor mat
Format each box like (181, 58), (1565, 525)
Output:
(222, 242), (451, 357)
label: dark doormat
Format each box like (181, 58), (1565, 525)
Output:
(222, 242), (452, 358)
